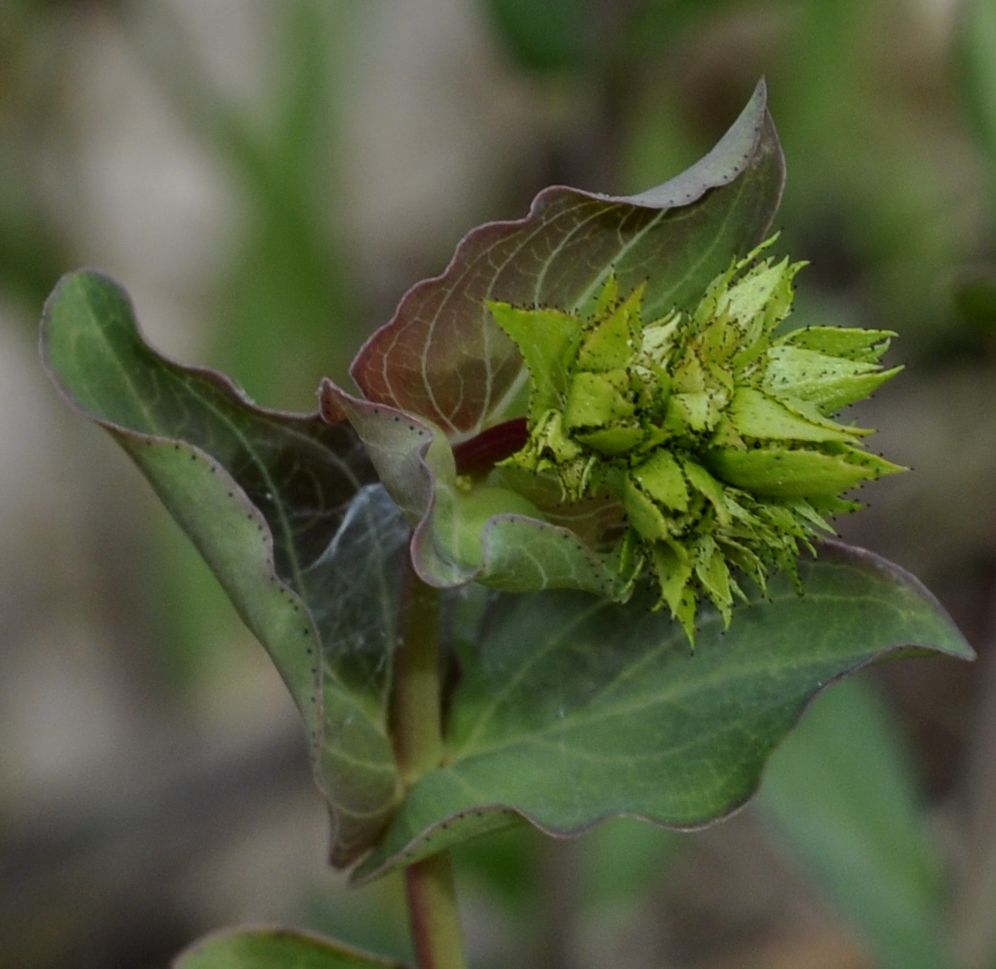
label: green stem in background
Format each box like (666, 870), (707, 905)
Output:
(392, 563), (469, 969)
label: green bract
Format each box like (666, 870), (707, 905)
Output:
(488, 238), (904, 641)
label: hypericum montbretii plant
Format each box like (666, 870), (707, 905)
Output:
(41, 82), (971, 969)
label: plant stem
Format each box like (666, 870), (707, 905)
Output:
(392, 563), (468, 969)
(404, 852), (467, 969)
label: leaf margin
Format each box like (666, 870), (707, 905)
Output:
(349, 78), (785, 440)
(39, 269), (401, 866)
(352, 540), (973, 883)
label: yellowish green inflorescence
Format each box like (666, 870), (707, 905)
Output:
(487, 238), (904, 643)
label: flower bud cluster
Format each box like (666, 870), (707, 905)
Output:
(487, 238), (903, 642)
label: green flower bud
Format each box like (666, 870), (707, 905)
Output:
(487, 237), (904, 643)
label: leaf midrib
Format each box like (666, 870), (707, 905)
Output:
(450, 575), (923, 764)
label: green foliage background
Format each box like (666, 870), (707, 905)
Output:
(2, 2), (994, 968)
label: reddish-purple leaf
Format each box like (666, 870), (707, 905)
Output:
(350, 80), (784, 441)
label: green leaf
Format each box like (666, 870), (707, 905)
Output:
(705, 444), (902, 499)
(320, 382), (627, 600)
(485, 302), (580, 414)
(762, 344), (902, 414)
(758, 679), (951, 969)
(41, 271), (402, 866)
(173, 927), (408, 969)
(349, 79), (784, 440)
(725, 385), (866, 444)
(353, 543), (972, 882)
(780, 325), (895, 362)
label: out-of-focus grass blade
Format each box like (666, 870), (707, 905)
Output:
(758, 678), (951, 969)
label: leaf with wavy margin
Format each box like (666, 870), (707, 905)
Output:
(352, 543), (972, 883)
(350, 79), (784, 440)
(41, 272), (403, 865)
(320, 383), (627, 599)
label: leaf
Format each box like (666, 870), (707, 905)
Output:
(350, 79), (784, 441)
(173, 926), (409, 969)
(762, 344), (902, 414)
(41, 271), (403, 865)
(725, 385), (868, 444)
(353, 542), (972, 882)
(484, 302), (580, 414)
(758, 679), (951, 969)
(705, 445), (901, 499)
(321, 382), (627, 599)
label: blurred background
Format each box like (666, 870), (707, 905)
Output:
(2, 0), (995, 967)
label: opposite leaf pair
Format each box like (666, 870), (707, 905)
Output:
(41, 81), (971, 886)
